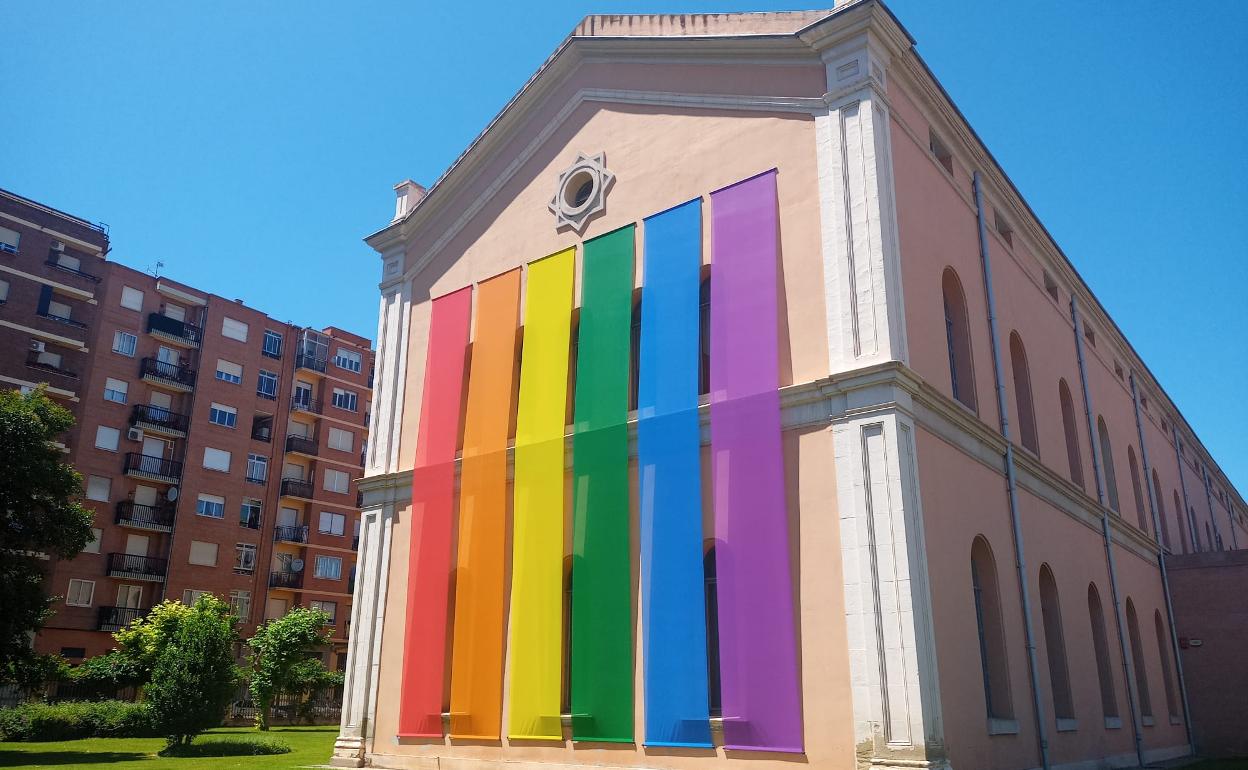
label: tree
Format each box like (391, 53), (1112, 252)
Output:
(247, 607), (335, 730)
(144, 595), (239, 746)
(0, 388), (93, 671)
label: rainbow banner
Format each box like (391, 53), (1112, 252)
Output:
(508, 249), (575, 740)
(709, 170), (802, 752)
(447, 270), (522, 740)
(637, 200), (713, 747)
(569, 226), (635, 743)
(396, 287), (472, 738)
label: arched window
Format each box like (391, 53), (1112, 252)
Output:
(1009, 332), (1038, 454)
(628, 291), (642, 411)
(698, 271), (711, 397)
(971, 537), (1013, 720)
(1125, 598), (1153, 719)
(1087, 583), (1119, 720)
(1152, 471), (1172, 551)
(1128, 447), (1147, 531)
(942, 268), (977, 411)
(1059, 380), (1084, 488)
(1154, 610), (1180, 721)
(1173, 491), (1189, 553)
(1039, 565), (1075, 720)
(703, 546), (722, 717)
(1097, 416), (1121, 512)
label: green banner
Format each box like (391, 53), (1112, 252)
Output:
(569, 224), (635, 742)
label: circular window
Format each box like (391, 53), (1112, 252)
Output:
(561, 169), (598, 214)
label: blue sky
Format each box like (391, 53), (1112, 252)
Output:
(2, 1), (1245, 491)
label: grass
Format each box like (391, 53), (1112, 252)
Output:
(0, 725), (336, 769)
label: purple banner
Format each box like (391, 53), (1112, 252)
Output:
(709, 170), (802, 752)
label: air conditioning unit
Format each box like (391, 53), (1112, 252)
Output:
(51, 241), (65, 252)
(29, 340), (46, 353)
(126, 427), (144, 442)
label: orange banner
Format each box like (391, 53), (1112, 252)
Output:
(446, 269), (522, 739)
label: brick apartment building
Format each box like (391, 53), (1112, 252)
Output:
(1, 188), (372, 671)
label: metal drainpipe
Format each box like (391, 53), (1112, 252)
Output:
(1069, 296), (1145, 768)
(1129, 373), (1196, 753)
(972, 172), (1050, 770)
(1172, 427), (1200, 552)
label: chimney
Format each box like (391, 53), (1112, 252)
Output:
(393, 180), (426, 223)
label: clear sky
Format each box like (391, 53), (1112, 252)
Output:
(3, 1), (1245, 491)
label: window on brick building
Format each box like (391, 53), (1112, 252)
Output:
(234, 543), (257, 574)
(66, 579), (95, 607)
(1125, 598), (1153, 720)
(314, 555), (342, 580)
(257, 369), (278, 399)
(262, 329), (283, 358)
(1173, 491), (1189, 553)
(103, 378), (128, 404)
(1128, 446), (1148, 532)
(112, 331), (137, 357)
(971, 536), (1013, 721)
(309, 600), (337, 623)
(942, 268), (977, 412)
(1152, 470), (1171, 551)
(1059, 380), (1083, 488)
(208, 402), (237, 428)
(215, 359), (242, 384)
(120, 286), (144, 311)
(318, 511), (345, 536)
(230, 590), (251, 622)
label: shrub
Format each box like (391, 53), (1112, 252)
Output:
(158, 736), (291, 757)
(145, 595), (239, 745)
(0, 700), (157, 741)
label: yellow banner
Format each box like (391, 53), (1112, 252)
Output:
(507, 248), (574, 740)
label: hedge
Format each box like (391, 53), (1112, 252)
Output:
(0, 700), (159, 741)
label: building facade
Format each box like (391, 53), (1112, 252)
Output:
(0, 188), (110, 450)
(335, 5), (1243, 770)
(3, 193), (375, 671)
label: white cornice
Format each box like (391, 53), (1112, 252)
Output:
(360, 362), (1162, 563)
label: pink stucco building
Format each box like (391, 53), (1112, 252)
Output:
(333, 4), (1245, 769)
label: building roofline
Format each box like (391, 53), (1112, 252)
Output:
(0, 187), (109, 239)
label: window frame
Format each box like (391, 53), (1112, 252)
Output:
(195, 493), (226, 519)
(66, 579), (95, 607)
(112, 330), (138, 357)
(208, 402), (238, 428)
(314, 555), (343, 581)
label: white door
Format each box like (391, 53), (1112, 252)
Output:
(116, 585), (142, 608)
(163, 304), (185, 321)
(266, 598), (288, 620)
(278, 507), (299, 527)
(125, 535), (149, 556)
(149, 391), (172, 410)
(141, 436), (166, 458)
(133, 485), (157, 507)
(156, 346), (179, 365)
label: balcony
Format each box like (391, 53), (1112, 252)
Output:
(290, 396), (322, 416)
(146, 312), (202, 348)
(269, 570), (303, 590)
(240, 513), (261, 530)
(280, 478), (314, 500)
(106, 553), (168, 582)
(44, 254), (101, 283)
(130, 403), (189, 438)
(123, 453), (183, 484)
(285, 434), (318, 457)
(295, 353), (327, 374)
(351, 535), (359, 551)
(274, 525), (309, 544)
(139, 357), (196, 392)
(97, 606), (144, 632)
(115, 500), (176, 533)
(25, 351), (78, 380)
(37, 311), (88, 331)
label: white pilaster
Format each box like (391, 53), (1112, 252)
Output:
(816, 34), (908, 373)
(834, 394), (948, 769)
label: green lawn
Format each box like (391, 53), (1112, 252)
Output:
(0, 725), (337, 769)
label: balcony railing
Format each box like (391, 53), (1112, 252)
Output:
(37, 311), (88, 330)
(285, 435), (318, 456)
(139, 357), (196, 390)
(25, 351), (78, 380)
(251, 425), (273, 442)
(106, 553), (168, 582)
(115, 500), (176, 533)
(146, 312), (202, 347)
(240, 513), (261, 530)
(123, 452), (183, 482)
(280, 478), (315, 499)
(290, 396), (322, 415)
(97, 606), (144, 632)
(295, 353), (327, 373)
(130, 403), (190, 436)
(274, 525), (309, 544)
(44, 255), (101, 283)
(269, 571), (303, 590)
